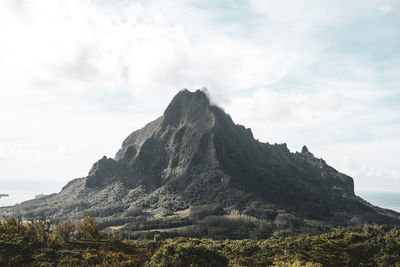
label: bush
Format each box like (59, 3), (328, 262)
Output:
(190, 205), (225, 220)
(1, 216), (400, 266)
(76, 216), (105, 240)
(54, 221), (75, 243)
(147, 239), (228, 267)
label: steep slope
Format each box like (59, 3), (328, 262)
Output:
(1, 89), (399, 236)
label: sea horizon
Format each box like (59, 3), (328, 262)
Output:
(0, 179), (67, 208)
(356, 191), (400, 213)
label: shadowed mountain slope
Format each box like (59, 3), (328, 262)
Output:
(2, 89), (399, 237)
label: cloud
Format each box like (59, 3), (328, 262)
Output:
(250, 0), (393, 28)
(0, 0), (294, 105)
(0, 0), (397, 100)
(312, 141), (400, 192)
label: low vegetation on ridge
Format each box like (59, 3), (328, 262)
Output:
(1, 216), (400, 266)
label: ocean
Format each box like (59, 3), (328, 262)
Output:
(0, 190), (38, 207)
(0, 179), (67, 208)
(357, 191), (400, 213)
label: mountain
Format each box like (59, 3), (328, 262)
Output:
(1, 89), (399, 238)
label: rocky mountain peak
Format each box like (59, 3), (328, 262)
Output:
(162, 89), (211, 128)
(2, 88), (399, 235)
(87, 89), (357, 200)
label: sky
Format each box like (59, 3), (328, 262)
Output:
(0, 0), (399, 203)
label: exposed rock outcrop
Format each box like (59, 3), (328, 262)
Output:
(1, 89), (399, 235)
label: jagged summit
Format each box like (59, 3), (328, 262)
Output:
(162, 89), (211, 128)
(2, 89), (400, 236)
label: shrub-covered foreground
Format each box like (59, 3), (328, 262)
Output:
(1, 217), (400, 266)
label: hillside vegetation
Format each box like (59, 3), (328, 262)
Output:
(1, 216), (400, 266)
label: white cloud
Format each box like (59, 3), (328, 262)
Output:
(224, 87), (345, 134)
(0, 0), (295, 104)
(379, 4), (392, 13)
(312, 141), (400, 192)
(250, 0), (393, 28)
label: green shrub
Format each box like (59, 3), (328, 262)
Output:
(76, 216), (105, 240)
(147, 239), (228, 267)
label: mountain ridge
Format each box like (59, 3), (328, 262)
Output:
(1, 89), (399, 238)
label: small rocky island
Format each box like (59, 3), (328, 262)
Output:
(0, 194), (9, 199)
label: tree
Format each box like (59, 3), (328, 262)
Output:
(54, 221), (75, 243)
(76, 216), (104, 240)
(34, 217), (54, 246)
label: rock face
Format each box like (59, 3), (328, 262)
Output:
(88, 89), (355, 207)
(1, 89), (400, 235)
